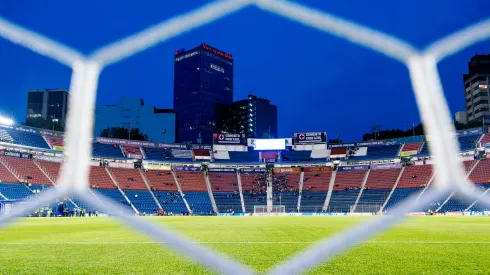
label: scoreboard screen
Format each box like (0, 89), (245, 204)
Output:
(254, 139), (286, 150)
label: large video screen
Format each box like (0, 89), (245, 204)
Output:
(254, 139), (286, 150)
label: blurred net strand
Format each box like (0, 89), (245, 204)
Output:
(0, 17), (84, 67)
(0, 0), (489, 274)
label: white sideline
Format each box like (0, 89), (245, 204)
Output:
(1, 240), (489, 245)
(0, 0), (489, 274)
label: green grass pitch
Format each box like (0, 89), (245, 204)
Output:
(0, 216), (489, 274)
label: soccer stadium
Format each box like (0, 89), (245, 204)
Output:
(1, 0), (490, 274)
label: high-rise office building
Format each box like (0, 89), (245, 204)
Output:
(463, 54), (490, 124)
(26, 89), (69, 129)
(173, 43), (233, 144)
(94, 97), (176, 143)
(217, 94), (278, 138)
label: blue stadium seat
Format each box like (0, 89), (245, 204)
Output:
(458, 134), (480, 151)
(468, 184), (490, 211)
(125, 190), (159, 214)
(274, 191), (298, 212)
(282, 151), (311, 161)
(154, 191), (188, 214)
(0, 183), (33, 200)
(355, 189), (391, 212)
(94, 189), (134, 212)
(242, 190), (267, 212)
(384, 188), (423, 211)
(227, 151), (260, 162)
(213, 192), (242, 213)
(184, 192), (214, 214)
(300, 191), (327, 212)
(350, 145), (400, 160)
(328, 190), (360, 212)
(144, 147), (193, 161)
(92, 143), (125, 158)
(0, 128), (50, 149)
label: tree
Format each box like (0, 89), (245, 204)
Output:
(100, 127), (148, 141)
(24, 118), (64, 132)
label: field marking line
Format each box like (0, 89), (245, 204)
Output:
(0, 241), (489, 245)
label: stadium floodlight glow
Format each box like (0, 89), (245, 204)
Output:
(0, 115), (14, 126)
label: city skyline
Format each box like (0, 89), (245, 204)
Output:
(0, 1), (489, 142)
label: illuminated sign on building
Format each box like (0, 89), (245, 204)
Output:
(210, 63), (224, 73)
(202, 43), (233, 60)
(175, 51), (199, 62)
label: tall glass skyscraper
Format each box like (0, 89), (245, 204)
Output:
(173, 43), (233, 144)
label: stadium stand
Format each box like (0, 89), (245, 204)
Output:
(272, 171), (301, 212)
(144, 147), (172, 161)
(227, 151), (259, 162)
(0, 127), (50, 149)
(154, 190), (188, 214)
(468, 183), (490, 211)
(300, 168), (332, 212)
(93, 188), (134, 212)
(0, 182), (33, 200)
(144, 170), (177, 191)
(175, 171), (214, 214)
(400, 142), (423, 154)
(480, 133), (490, 146)
(208, 172), (242, 212)
(468, 159), (490, 184)
(92, 142), (125, 159)
(328, 170), (365, 212)
(0, 161), (19, 183)
(350, 145), (400, 160)
(37, 160), (61, 181)
(458, 134), (480, 151)
(122, 146), (142, 158)
(89, 166), (116, 189)
(281, 151), (311, 161)
(108, 167), (147, 190)
(241, 172), (267, 212)
(44, 136), (64, 149)
(355, 168), (401, 212)
(171, 149), (193, 160)
(0, 156), (51, 185)
(125, 190), (159, 214)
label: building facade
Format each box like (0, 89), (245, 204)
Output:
(464, 54), (490, 124)
(217, 94), (278, 138)
(26, 89), (69, 128)
(94, 97), (176, 143)
(173, 43), (233, 144)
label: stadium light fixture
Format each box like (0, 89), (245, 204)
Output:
(0, 115), (14, 126)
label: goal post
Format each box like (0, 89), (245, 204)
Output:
(254, 205), (286, 216)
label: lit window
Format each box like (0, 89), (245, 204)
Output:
(479, 84), (488, 89)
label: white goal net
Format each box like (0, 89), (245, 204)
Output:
(0, 1), (490, 275)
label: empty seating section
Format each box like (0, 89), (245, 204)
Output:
(171, 150), (193, 160)
(109, 168), (147, 190)
(176, 172), (207, 192)
(1, 156), (51, 185)
(227, 151), (259, 162)
(328, 171), (365, 212)
(94, 189), (133, 212)
(0, 127), (49, 149)
(418, 142), (430, 156)
(0, 183), (33, 200)
(44, 136), (64, 148)
(89, 166), (116, 189)
(92, 143), (124, 158)
(37, 161), (61, 182)
(468, 159), (490, 184)
(0, 162), (19, 183)
(154, 191), (188, 213)
(144, 170), (177, 191)
(209, 172), (241, 212)
(144, 147), (172, 161)
(384, 188), (421, 211)
(241, 173), (267, 212)
(464, 160), (477, 173)
(185, 192), (214, 214)
(355, 169), (400, 212)
(480, 133), (490, 146)
(397, 165), (433, 188)
(125, 190), (159, 214)
(122, 146), (142, 158)
(365, 169), (401, 189)
(0, 129), (14, 143)
(193, 149), (210, 157)
(401, 142), (422, 153)
(469, 183), (490, 211)
(301, 169), (332, 211)
(282, 151), (311, 161)
(458, 134), (480, 151)
(437, 188), (483, 212)
(351, 145), (400, 160)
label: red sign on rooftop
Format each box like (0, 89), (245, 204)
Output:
(202, 43), (233, 61)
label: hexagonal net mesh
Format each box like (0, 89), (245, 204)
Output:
(1, 0), (490, 274)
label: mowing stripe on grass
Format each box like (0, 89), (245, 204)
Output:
(0, 241), (489, 245)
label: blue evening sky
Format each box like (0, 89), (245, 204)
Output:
(0, 0), (488, 141)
